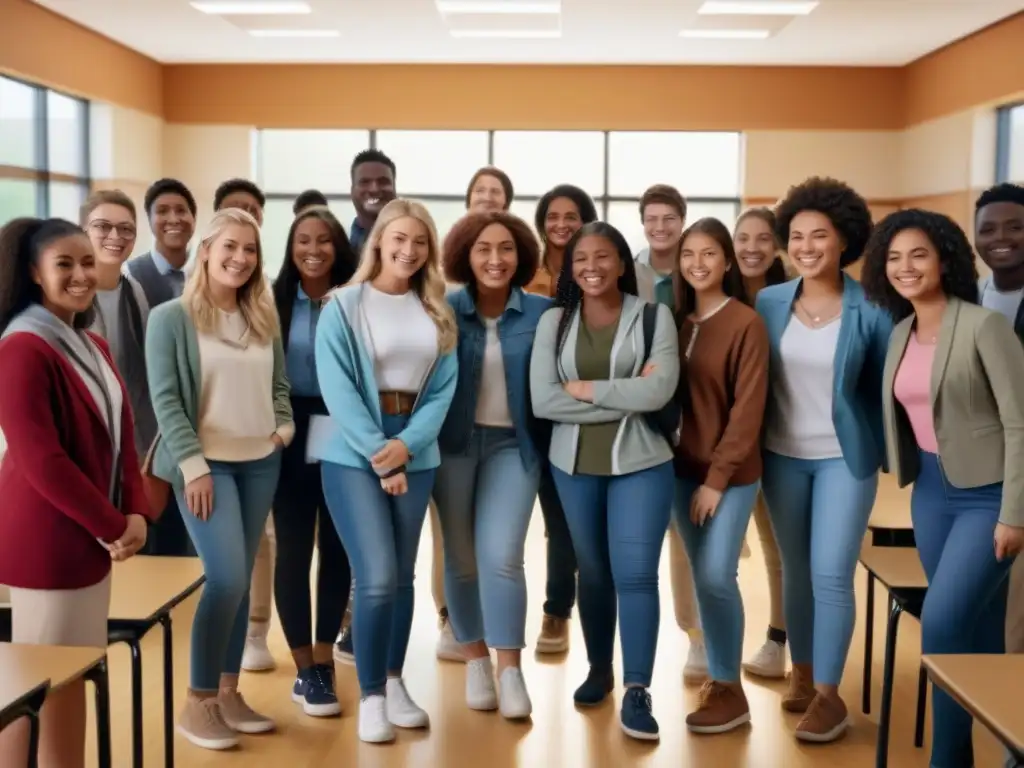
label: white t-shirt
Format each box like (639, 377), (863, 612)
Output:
(474, 317), (513, 427)
(360, 285), (438, 391)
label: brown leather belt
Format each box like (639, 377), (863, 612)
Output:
(379, 390), (417, 416)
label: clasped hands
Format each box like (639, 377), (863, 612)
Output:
(373, 439), (411, 496)
(102, 513), (148, 561)
(563, 363), (657, 402)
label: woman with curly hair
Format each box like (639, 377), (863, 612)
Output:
(530, 221), (679, 741)
(731, 207), (792, 680)
(433, 211), (549, 718)
(755, 177), (892, 743)
(861, 208), (1024, 768)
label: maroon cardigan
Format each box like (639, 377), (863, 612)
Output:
(0, 330), (153, 590)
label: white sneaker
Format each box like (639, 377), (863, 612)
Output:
(743, 639), (787, 679)
(498, 667), (532, 720)
(240, 632), (275, 672)
(385, 678), (430, 729)
(465, 657), (498, 711)
(436, 617), (465, 663)
(683, 639), (709, 684)
(358, 695), (394, 743)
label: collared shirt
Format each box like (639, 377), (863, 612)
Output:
(285, 285), (323, 397)
(150, 248), (187, 298)
(350, 219), (369, 256)
(523, 263), (557, 298)
(636, 247), (675, 309)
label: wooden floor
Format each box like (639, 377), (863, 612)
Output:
(84, 495), (1004, 767)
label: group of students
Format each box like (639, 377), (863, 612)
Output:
(0, 145), (1022, 768)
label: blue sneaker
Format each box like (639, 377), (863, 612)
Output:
(620, 687), (659, 741)
(292, 664), (342, 717)
(334, 626), (354, 665)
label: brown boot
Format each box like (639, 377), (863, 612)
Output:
(795, 691), (850, 743)
(686, 681), (751, 734)
(536, 614), (570, 653)
(782, 662), (815, 713)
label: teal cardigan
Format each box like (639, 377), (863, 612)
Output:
(145, 300), (293, 485)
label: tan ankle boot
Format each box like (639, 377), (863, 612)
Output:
(177, 694), (239, 751)
(782, 662), (815, 713)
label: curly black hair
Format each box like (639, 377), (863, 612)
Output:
(144, 178), (196, 218)
(213, 178), (266, 211)
(350, 149), (396, 182)
(975, 182), (1024, 212)
(553, 221), (638, 349)
(774, 176), (872, 268)
(534, 184), (599, 243)
(861, 208), (978, 321)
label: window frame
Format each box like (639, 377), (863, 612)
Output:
(996, 101), (1024, 184)
(0, 74), (91, 219)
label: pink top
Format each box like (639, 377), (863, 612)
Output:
(893, 333), (939, 453)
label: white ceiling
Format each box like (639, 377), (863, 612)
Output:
(29, 0), (1024, 65)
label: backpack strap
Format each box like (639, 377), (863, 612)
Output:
(641, 303), (657, 367)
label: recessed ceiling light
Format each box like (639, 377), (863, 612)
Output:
(697, 1), (818, 14)
(191, 1), (312, 13)
(436, 1), (560, 14)
(248, 28), (339, 37)
(450, 28), (561, 38)
(679, 28), (771, 38)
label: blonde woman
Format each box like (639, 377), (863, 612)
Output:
(313, 199), (458, 744)
(145, 209), (293, 751)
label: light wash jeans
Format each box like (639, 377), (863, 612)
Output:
(674, 477), (760, 682)
(760, 451), (878, 686)
(321, 413), (434, 696)
(433, 426), (539, 649)
(552, 461), (674, 687)
(175, 452), (282, 691)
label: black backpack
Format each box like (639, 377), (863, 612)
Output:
(640, 303), (683, 446)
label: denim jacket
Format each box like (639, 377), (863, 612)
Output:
(438, 286), (551, 472)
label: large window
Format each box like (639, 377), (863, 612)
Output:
(0, 76), (90, 224)
(996, 102), (1024, 184)
(254, 128), (743, 264)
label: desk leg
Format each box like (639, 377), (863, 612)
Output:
(160, 614), (175, 768)
(27, 712), (40, 768)
(126, 637), (144, 768)
(88, 659), (113, 768)
(863, 572), (875, 715)
(876, 595), (903, 768)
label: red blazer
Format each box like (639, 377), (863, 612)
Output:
(0, 330), (153, 590)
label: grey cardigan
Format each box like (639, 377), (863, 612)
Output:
(529, 293), (679, 476)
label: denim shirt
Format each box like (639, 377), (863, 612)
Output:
(285, 286), (322, 398)
(439, 286), (552, 471)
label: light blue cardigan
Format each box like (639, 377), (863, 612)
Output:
(311, 282), (458, 472)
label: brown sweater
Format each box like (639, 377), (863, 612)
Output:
(675, 299), (769, 490)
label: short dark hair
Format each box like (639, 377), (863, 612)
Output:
(442, 211), (539, 288)
(214, 178), (266, 211)
(639, 184), (687, 220)
(534, 184), (599, 241)
(80, 189), (136, 225)
(774, 176), (873, 268)
(465, 167), (515, 209)
(144, 178), (197, 218)
(293, 189), (328, 214)
(975, 182), (1024, 212)
(351, 149), (396, 182)
(861, 208), (978, 322)
(0, 217), (95, 332)
(674, 217), (748, 320)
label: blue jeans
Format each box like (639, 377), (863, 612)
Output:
(433, 426), (539, 649)
(912, 451), (1012, 768)
(674, 477), (760, 682)
(538, 464), (577, 619)
(761, 451), (878, 685)
(175, 452), (281, 691)
(321, 414), (434, 696)
(552, 462), (673, 687)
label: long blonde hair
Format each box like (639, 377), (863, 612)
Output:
(183, 208), (280, 344)
(351, 199), (457, 354)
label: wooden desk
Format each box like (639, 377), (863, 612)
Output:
(868, 474), (914, 546)
(0, 643), (111, 768)
(924, 654), (1024, 762)
(0, 655), (47, 768)
(859, 543), (929, 768)
(107, 556), (205, 768)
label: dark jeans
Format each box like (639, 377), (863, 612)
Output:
(145, 494), (196, 556)
(912, 451), (1012, 768)
(272, 398), (351, 651)
(538, 463), (577, 619)
(551, 461), (673, 687)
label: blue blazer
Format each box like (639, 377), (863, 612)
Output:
(755, 274), (893, 480)
(311, 283), (458, 472)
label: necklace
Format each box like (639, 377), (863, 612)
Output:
(797, 297), (841, 326)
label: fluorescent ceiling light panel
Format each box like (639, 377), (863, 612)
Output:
(680, 28), (771, 38)
(697, 1), (818, 14)
(436, 1), (560, 14)
(191, 1), (312, 13)
(450, 28), (561, 38)
(248, 28), (339, 37)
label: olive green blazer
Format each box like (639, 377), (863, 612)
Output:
(882, 297), (1024, 527)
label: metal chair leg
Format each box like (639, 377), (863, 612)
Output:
(863, 572), (875, 714)
(876, 595), (903, 768)
(914, 664), (927, 748)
